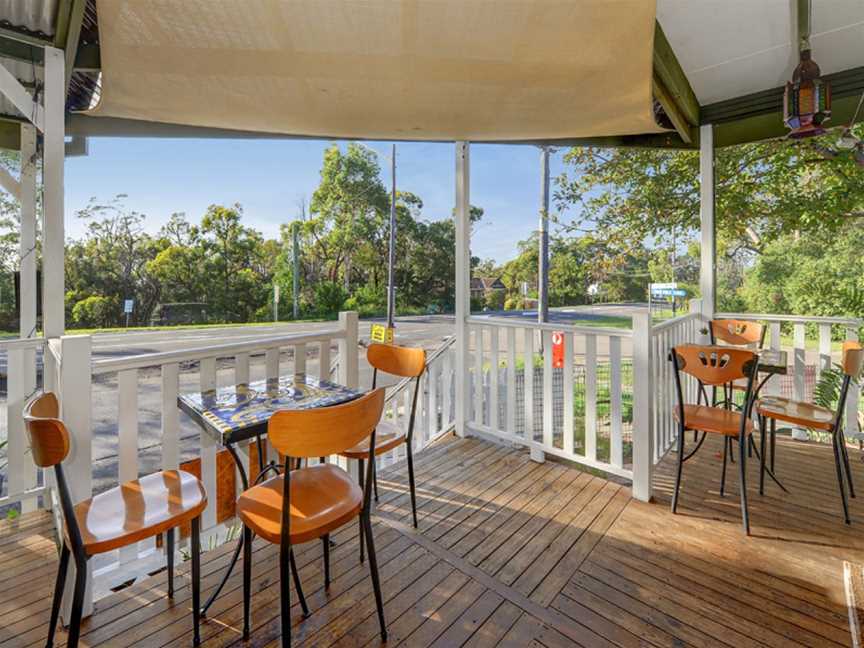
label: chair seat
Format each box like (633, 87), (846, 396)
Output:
(340, 419), (406, 459)
(237, 463), (362, 545)
(72, 470), (207, 555)
(673, 404), (754, 437)
(756, 396), (835, 431)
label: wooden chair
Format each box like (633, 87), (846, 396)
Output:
(756, 341), (864, 523)
(709, 318), (766, 349)
(25, 392), (207, 648)
(669, 345), (759, 534)
(341, 342), (425, 562)
(236, 388), (388, 647)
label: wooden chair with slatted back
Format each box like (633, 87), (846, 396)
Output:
(24, 392), (207, 648)
(669, 345), (759, 534)
(709, 318), (766, 349)
(756, 340), (864, 524)
(236, 388), (388, 647)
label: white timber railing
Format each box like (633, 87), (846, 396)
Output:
(82, 312), (359, 594)
(376, 336), (457, 469)
(464, 315), (646, 488)
(717, 311), (862, 436)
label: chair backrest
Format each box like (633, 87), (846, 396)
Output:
(268, 388), (385, 459)
(367, 343), (426, 378)
(843, 341), (864, 378)
(23, 392), (69, 468)
(670, 344), (758, 387)
(710, 319), (765, 348)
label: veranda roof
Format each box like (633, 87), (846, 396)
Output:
(85, 0), (664, 141)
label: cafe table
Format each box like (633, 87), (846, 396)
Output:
(178, 373), (362, 616)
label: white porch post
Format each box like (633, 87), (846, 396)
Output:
(699, 124), (715, 321)
(455, 142), (471, 437)
(631, 311), (653, 501)
(42, 46), (65, 339)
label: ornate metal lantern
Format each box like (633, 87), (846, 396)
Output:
(784, 49), (831, 138)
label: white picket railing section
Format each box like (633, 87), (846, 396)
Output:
(464, 315), (639, 482)
(1, 336), (46, 511)
(375, 336), (457, 469)
(83, 311), (359, 591)
(649, 309), (704, 463)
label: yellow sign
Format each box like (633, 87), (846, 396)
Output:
(370, 324), (395, 344)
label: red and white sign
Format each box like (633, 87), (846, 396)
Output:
(552, 331), (565, 368)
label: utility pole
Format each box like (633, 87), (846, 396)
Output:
(386, 143), (397, 329)
(292, 222), (300, 319)
(538, 146), (550, 324)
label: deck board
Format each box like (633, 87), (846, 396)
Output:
(1, 430), (861, 647)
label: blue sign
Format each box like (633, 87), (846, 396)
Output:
(651, 288), (686, 297)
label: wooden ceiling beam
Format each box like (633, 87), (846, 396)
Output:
(652, 22), (700, 128)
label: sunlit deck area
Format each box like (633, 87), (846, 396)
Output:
(2, 433), (860, 647)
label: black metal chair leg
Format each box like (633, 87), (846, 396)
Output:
(243, 525), (252, 639)
(66, 556), (88, 648)
(322, 534), (331, 589)
(289, 548), (309, 617)
(166, 529), (175, 599)
(407, 443), (418, 528)
(759, 415), (767, 495)
(671, 425), (685, 514)
(833, 432), (852, 524)
(770, 418), (776, 473)
(46, 543), (70, 648)
(840, 430), (856, 498)
(191, 517), (201, 647)
(373, 459), (379, 503)
(358, 458), (366, 563)
(720, 435), (729, 496)
(363, 512), (388, 642)
(279, 543), (291, 648)
(737, 434), (750, 535)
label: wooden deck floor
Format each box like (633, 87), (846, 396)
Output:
(1, 431), (862, 647)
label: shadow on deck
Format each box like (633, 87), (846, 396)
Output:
(1, 431), (859, 647)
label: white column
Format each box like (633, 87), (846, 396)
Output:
(631, 311), (654, 502)
(699, 124), (715, 321)
(42, 46), (65, 338)
(455, 142), (471, 437)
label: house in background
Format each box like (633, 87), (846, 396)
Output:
(470, 276), (506, 301)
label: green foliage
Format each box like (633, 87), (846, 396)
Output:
(344, 283), (386, 317)
(813, 363), (845, 411)
(71, 295), (117, 328)
(311, 282), (348, 318)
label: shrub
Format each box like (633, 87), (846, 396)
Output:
(72, 295), (117, 328)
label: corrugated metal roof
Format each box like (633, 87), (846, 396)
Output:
(0, 0), (58, 38)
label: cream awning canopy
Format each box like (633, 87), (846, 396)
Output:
(84, 0), (665, 142)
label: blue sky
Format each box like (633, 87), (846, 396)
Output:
(64, 138), (570, 264)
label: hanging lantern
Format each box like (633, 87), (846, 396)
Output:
(784, 49), (831, 138)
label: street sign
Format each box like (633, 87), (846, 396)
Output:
(370, 323), (394, 344)
(274, 284), (280, 303)
(551, 331), (565, 368)
(651, 282), (677, 290)
(651, 288), (687, 297)
(123, 299), (134, 314)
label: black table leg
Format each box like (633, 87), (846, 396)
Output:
(200, 440), (255, 617)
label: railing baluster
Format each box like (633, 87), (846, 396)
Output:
(294, 343), (307, 375)
(489, 326), (499, 432)
(506, 327), (516, 435)
(542, 329), (553, 449)
(318, 340), (331, 381)
(118, 368), (139, 563)
(847, 327), (860, 438)
(793, 323), (806, 401)
(610, 336), (623, 468)
(161, 363), (180, 471)
(235, 352), (250, 385)
(524, 327), (534, 441)
(818, 323), (832, 382)
(584, 334), (597, 461)
(427, 358), (438, 441)
(442, 345), (453, 428)
(563, 331), (575, 457)
(474, 327), (483, 425)
(265, 347), (280, 380)
(6, 347), (37, 512)
(199, 357), (218, 530)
